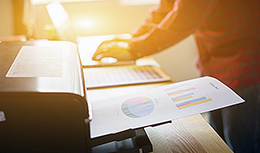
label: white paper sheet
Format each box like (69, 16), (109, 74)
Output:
(90, 76), (244, 138)
(6, 46), (63, 77)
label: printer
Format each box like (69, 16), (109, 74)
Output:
(0, 41), (152, 153)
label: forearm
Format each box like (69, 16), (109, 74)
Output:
(129, 0), (218, 59)
(129, 26), (190, 59)
(131, 0), (175, 37)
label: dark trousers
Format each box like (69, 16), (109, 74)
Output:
(209, 83), (260, 153)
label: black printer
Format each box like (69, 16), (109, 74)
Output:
(0, 41), (152, 153)
(0, 41), (91, 152)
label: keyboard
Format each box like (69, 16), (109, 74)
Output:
(83, 65), (171, 88)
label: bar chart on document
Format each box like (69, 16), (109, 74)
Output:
(119, 82), (214, 120)
(164, 83), (212, 109)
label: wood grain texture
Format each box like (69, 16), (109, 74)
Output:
(145, 114), (233, 153)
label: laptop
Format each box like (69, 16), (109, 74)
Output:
(46, 2), (135, 67)
(77, 34), (135, 67)
(46, 2), (76, 43)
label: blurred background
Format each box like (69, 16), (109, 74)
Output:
(0, 0), (200, 82)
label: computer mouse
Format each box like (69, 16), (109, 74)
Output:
(92, 39), (133, 61)
(99, 57), (118, 63)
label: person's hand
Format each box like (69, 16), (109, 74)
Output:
(92, 38), (134, 61)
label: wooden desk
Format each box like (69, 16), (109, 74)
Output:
(86, 83), (233, 153)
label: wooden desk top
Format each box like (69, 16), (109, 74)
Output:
(86, 82), (233, 153)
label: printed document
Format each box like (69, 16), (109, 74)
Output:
(90, 76), (244, 138)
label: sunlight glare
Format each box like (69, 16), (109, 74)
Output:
(79, 20), (93, 27)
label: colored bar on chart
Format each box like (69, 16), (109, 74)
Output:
(171, 93), (194, 102)
(176, 97), (212, 109)
(167, 87), (195, 96)
(164, 84), (189, 92)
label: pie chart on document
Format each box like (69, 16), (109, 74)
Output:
(121, 96), (154, 118)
